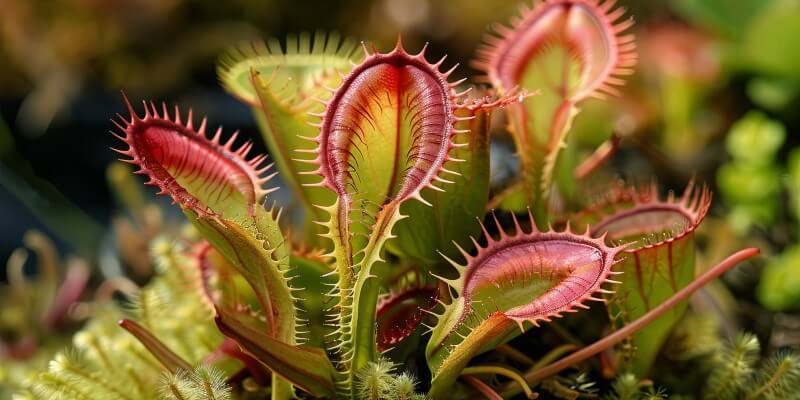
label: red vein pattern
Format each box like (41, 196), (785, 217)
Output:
(376, 286), (439, 351)
(306, 39), (467, 207)
(588, 181), (712, 253)
(111, 94), (277, 218)
(440, 211), (624, 332)
(474, 0), (637, 100)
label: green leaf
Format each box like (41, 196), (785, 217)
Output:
(389, 97), (498, 263)
(725, 112), (785, 166)
(118, 319), (192, 373)
(191, 214), (300, 399)
(717, 164), (782, 208)
(188, 206), (296, 343)
(218, 33), (359, 243)
(758, 245), (800, 311)
(218, 32), (358, 107)
(672, 0), (770, 39)
(250, 72), (337, 240)
(747, 77), (800, 112)
(289, 254), (336, 347)
(306, 40), (477, 389)
(214, 307), (337, 398)
(742, 2), (800, 79)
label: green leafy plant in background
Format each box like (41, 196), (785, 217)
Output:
(716, 110), (800, 313)
(672, 0), (800, 316)
(717, 111), (785, 235)
(670, 0), (800, 112)
(757, 146), (800, 312)
(2, 1), (774, 399)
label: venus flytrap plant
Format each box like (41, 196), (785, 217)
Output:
(108, 10), (757, 400)
(574, 181), (712, 375)
(298, 38), (520, 392)
(474, 0), (637, 223)
(111, 97), (337, 398)
(6, 1), (772, 399)
(388, 93), (516, 265)
(425, 210), (625, 398)
(218, 33), (361, 244)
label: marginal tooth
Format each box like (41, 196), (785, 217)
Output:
(112, 117), (127, 130)
(249, 154), (268, 166)
(477, 217), (493, 242)
(411, 191), (432, 206)
(360, 41), (370, 58)
(224, 130), (240, 150)
(186, 108), (194, 129)
(298, 134), (319, 143)
(416, 42), (429, 58)
(211, 127), (223, 144)
(236, 141), (254, 157)
(434, 175), (455, 185)
(434, 54), (448, 68)
(493, 23), (514, 37)
(469, 235), (482, 250)
(254, 162), (274, 174)
(487, 213), (505, 239)
(427, 183), (446, 193)
(440, 168), (462, 177)
(509, 212), (523, 234)
(438, 250), (465, 271)
(150, 101), (163, 119)
(120, 91), (137, 121)
(110, 131), (127, 142)
(454, 87), (473, 97)
(141, 101), (151, 118)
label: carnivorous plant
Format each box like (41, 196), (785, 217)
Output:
(7, 1), (769, 399)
